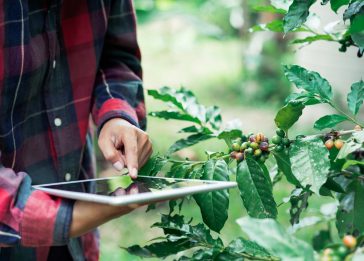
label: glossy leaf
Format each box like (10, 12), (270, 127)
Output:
(343, 1), (364, 20)
(284, 65), (333, 100)
(336, 180), (364, 236)
(237, 157), (277, 219)
(330, 0), (350, 12)
(168, 133), (213, 154)
(139, 156), (167, 176)
(194, 160), (230, 232)
(223, 237), (278, 261)
(273, 150), (301, 186)
(313, 114), (349, 130)
(289, 137), (330, 194)
(283, 0), (316, 33)
(249, 20), (284, 32)
(274, 101), (305, 131)
(347, 80), (364, 115)
(237, 217), (315, 261)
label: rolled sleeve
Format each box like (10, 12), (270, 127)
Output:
(20, 190), (74, 247)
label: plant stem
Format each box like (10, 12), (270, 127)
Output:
(302, 129), (360, 140)
(329, 101), (363, 127)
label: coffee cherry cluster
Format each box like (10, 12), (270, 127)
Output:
(320, 235), (357, 261)
(271, 128), (290, 152)
(230, 133), (270, 163)
(324, 133), (344, 150)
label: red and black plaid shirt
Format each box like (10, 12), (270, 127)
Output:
(0, 0), (145, 260)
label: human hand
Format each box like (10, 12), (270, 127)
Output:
(98, 118), (152, 179)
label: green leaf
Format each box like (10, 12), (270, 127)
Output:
(312, 230), (332, 251)
(224, 237), (278, 260)
(291, 34), (334, 44)
(139, 155), (167, 176)
(343, 1), (364, 20)
(237, 217), (315, 261)
(283, 0), (316, 33)
(313, 114), (349, 130)
(237, 157), (277, 219)
(193, 160), (230, 233)
(330, 0), (350, 12)
(274, 101), (305, 131)
(168, 133), (213, 154)
(149, 110), (201, 124)
(273, 150), (301, 186)
(206, 106), (222, 130)
(289, 137), (330, 194)
(125, 239), (192, 258)
(166, 163), (192, 178)
(336, 131), (364, 159)
(249, 20), (284, 32)
(108, 175), (133, 191)
(289, 188), (311, 225)
(336, 180), (364, 236)
(342, 160), (364, 170)
(284, 65), (333, 100)
(347, 80), (364, 115)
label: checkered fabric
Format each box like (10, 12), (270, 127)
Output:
(0, 0), (145, 260)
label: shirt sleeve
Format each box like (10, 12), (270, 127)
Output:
(0, 165), (74, 247)
(92, 0), (146, 132)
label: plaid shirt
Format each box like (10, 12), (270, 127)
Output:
(0, 0), (145, 260)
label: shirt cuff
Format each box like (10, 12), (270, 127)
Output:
(20, 190), (74, 247)
(96, 98), (140, 134)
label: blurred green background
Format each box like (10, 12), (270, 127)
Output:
(97, 0), (362, 260)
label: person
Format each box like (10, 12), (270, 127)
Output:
(0, 0), (152, 260)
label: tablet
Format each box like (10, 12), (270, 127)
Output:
(33, 175), (237, 206)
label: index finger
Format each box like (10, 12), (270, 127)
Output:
(123, 133), (139, 179)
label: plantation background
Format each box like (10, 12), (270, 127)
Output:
(98, 1), (364, 260)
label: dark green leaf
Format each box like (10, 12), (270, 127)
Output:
(291, 34), (334, 44)
(342, 160), (364, 170)
(168, 133), (213, 154)
(289, 188), (311, 225)
(322, 177), (346, 193)
(237, 157), (277, 219)
(139, 155), (167, 176)
(283, 0), (316, 33)
(312, 230), (332, 251)
(237, 217), (315, 260)
(217, 129), (242, 142)
(336, 180), (364, 236)
(125, 239), (192, 258)
(313, 114), (349, 130)
(274, 101), (305, 131)
(284, 65), (333, 100)
(166, 163), (192, 178)
(330, 0), (350, 12)
(343, 1), (364, 20)
(273, 150), (301, 186)
(149, 110), (201, 124)
(194, 160), (230, 232)
(290, 137), (330, 194)
(347, 80), (364, 115)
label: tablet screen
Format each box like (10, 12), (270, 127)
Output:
(39, 176), (211, 197)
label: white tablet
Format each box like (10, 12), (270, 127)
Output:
(33, 175), (237, 206)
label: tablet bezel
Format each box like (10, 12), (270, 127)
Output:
(33, 175), (237, 206)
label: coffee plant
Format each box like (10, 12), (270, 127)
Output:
(123, 0), (364, 260)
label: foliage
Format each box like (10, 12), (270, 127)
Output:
(125, 0), (364, 260)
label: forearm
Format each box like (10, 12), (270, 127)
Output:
(69, 200), (133, 238)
